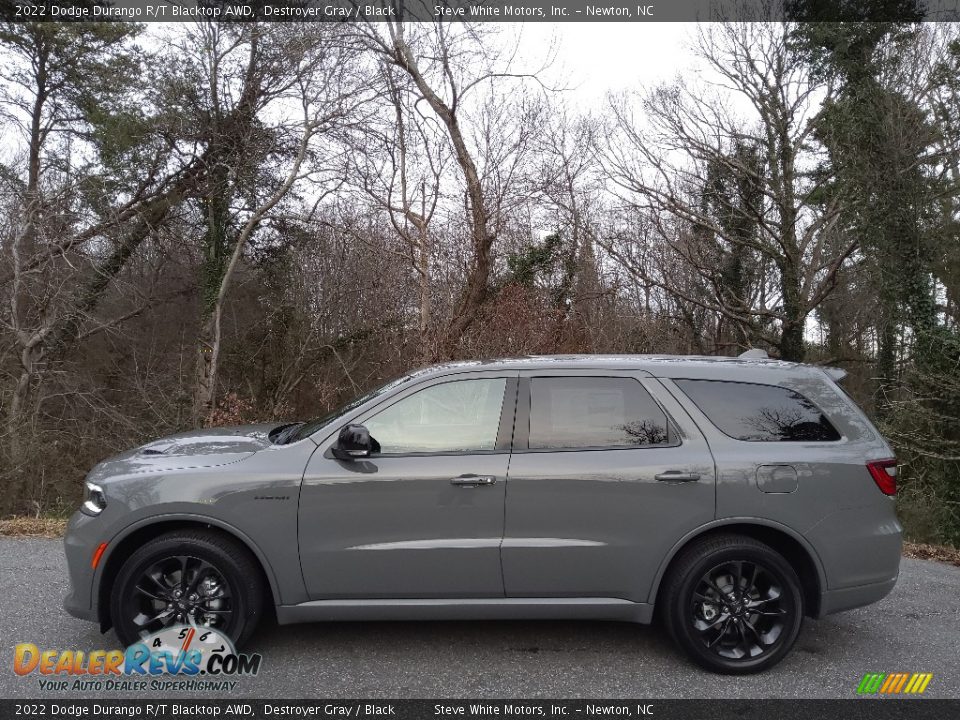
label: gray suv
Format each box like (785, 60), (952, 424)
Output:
(64, 353), (901, 673)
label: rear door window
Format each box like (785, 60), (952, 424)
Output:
(675, 379), (841, 442)
(528, 376), (673, 449)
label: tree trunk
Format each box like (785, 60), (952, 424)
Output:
(389, 32), (493, 361)
(192, 164), (232, 425)
(875, 300), (898, 416)
(573, 236), (601, 350)
(194, 311), (220, 424)
(192, 116), (312, 426)
(5, 38), (49, 469)
(7, 348), (38, 466)
(416, 223), (433, 359)
(778, 261), (806, 363)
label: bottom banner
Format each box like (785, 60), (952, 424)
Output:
(0, 699), (957, 720)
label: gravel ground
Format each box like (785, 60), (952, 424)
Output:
(2, 537), (959, 699)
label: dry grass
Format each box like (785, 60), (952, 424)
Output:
(902, 541), (960, 567)
(0, 516), (68, 538)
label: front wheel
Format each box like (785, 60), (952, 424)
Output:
(661, 534), (804, 674)
(110, 529), (264, 648)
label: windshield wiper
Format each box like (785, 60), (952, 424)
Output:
(271, 422), (305, 445)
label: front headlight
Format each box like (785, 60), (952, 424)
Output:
(81, 481), (106, 516)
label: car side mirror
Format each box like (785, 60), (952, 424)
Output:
(332, 424), (378, 460)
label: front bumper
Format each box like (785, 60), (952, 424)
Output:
(63, 587), (97, 622)
(62, 510), (101, 624)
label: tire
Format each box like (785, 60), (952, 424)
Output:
(661, 533), (804, 674)
(110, 529), (264, 649)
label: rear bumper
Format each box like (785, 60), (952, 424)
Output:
(818, 575), (898, 617)
(805, 500), (902, 597)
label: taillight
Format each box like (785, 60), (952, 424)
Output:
(867, 459), (898, 496)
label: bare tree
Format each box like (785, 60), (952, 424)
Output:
(604, 22), (854, 361)
(182, 23), (368, 423)
(535, 106), (605, 345)
(343, 63), (448, 358)
(0, 22), (205, 473)
(354, 19), (549, 359)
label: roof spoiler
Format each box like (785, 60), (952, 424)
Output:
(738, 349), (769, 360)
(822, 366), (848, 382)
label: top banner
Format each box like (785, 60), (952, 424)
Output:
(5, 0), (960, 23)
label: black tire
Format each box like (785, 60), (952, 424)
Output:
(661, 533), (804, 674)
(110, 529), (264, 649)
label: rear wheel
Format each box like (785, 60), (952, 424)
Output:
(661, 534), (804, 674)
(110, 529), (263, 648)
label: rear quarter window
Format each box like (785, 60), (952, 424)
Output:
(675, 379), (841, 442)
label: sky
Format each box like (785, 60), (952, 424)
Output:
(516, 22), (698, 108)
(0, 21), (700, 156)
(0, 20), (719, 187)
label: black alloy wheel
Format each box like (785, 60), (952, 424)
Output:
(125, 554), (234, 634)
(662, 533), (804, 674)
(691, 559), (789, 661)
(110, 530), (263, 648)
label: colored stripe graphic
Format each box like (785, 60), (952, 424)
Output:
(909, 673), (933, 694)
(893, 673), (910, 693)
(880, 674), (897, 693)
(858, 672), (932, 694)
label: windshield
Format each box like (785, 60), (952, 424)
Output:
(281, 374), (413, 444)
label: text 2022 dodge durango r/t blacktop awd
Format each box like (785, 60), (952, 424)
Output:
(64, 353), (901, 674)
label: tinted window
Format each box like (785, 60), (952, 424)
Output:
(675, 379), (841, 442)
(528, 377), (672, 449)
(366, 378), (506, 454)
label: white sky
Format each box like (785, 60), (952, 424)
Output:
(516, 22), (697, 107)
(0, 21), (709, 171)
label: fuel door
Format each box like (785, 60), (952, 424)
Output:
(756, 464), (799, 493)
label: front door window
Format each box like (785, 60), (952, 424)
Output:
(366, 378), (507, 454)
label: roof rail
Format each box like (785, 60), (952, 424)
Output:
(738, 348), (769, 360)
(822, 366), (848, 382)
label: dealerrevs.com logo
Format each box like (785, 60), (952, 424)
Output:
(14, 626), (261, 692)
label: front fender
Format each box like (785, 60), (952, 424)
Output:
(94, 512), (287, 611)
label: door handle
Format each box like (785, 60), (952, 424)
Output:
(450, 475), (497, 487)
(655, 471), (701, 483)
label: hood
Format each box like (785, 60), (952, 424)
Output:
(87, 423), (285, 482)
